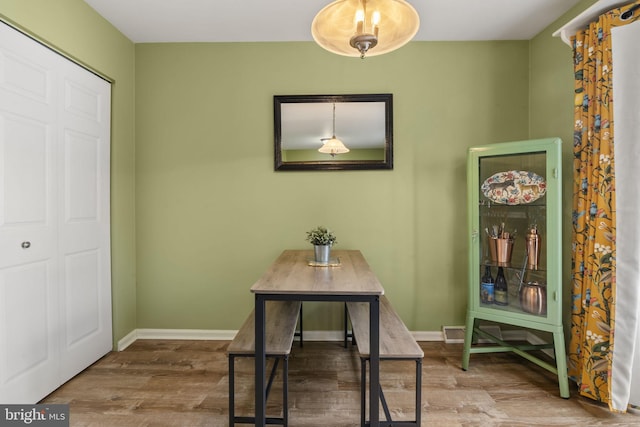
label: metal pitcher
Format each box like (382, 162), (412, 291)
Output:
(519, 281), (546, 315)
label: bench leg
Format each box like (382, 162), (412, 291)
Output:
(361, 358), (392, 426)
(229, 356), (289, 426)
(360, 357), (422, 427)
(416, 359), (422, 426)
(229, 354), (235, 427)
(283, 355), (289, 427)
(360, 357), (366, 427)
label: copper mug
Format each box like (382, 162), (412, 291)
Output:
(519, 281), (546, 315)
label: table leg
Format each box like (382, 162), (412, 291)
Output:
(255, 295), (266, 426)
(370, 296), (380, 426)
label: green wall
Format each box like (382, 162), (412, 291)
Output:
(135, 41), (529, 331)
(1, 0), (600, 340)
(0, 0), (137, 346)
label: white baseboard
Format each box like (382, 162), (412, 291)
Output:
(136, 328), (238, 341)
(117, 328), (445, 351)
(117, 329), (237, 350)
(117, 329), (138, 351)
(116, 327), (548, 354)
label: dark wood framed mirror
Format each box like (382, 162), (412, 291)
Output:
(274, 93), (393, 171)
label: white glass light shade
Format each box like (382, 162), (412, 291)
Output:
(319, 137), (350, 156)
(312, 0), (420, 58)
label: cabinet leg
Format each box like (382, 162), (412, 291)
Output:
(553, 330), (570, 398)
(462, 314), (476, 370)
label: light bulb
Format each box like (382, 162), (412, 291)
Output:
(355, 9), (364, 33)
(372, 10), (380, 37)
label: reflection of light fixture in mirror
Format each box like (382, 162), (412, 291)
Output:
(311, 0), (420, 59)
(319, 103), (349, 157)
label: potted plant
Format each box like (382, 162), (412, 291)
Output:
(306, 226), (337, 264)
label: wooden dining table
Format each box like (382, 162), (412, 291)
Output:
(251, 249), (385, 426)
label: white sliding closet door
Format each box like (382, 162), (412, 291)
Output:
(0, 21), (112, 403)
(0, 21), (59, 404)
(56, 47), (112, 385)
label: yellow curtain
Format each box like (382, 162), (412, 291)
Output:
(569, 1), (640, 408)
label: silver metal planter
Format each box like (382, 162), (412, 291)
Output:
(314, 244), (331, 265)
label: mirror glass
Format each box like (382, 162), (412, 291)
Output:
(274, 94), (393, 171)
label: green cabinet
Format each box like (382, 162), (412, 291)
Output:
(462, 137), (569, 398)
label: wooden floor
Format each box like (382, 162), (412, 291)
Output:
(42, 339), (639, 426)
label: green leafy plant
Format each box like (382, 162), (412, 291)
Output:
(305, 226), (337, 246)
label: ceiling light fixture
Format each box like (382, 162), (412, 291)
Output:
(311, 0), (420, 59)
(318, 103), (349, 157)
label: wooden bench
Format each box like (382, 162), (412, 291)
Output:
(346, 295), (424, 427)
(227, 300), (301, 426)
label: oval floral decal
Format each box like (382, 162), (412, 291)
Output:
(481, 170), (546, 205)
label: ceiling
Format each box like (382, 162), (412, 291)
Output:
(83, 0), (583, 43)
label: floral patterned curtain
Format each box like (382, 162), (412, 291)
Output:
(569, 0), (640, 409)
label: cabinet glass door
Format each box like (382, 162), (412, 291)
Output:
(477, 151), (548, 319)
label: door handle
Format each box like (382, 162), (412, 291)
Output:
(21, 241), (31, 249)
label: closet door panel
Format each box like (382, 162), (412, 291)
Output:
(3, 118), (48, 222)
(0, 40), (52, 105)
(0, 261), (58, 402)
(65, 130), (99, 221)
(64, 250), (100, 345)
(0, 22), (59, 403)
(57, 59), (111, 382)
(0, 115), (57, 266)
